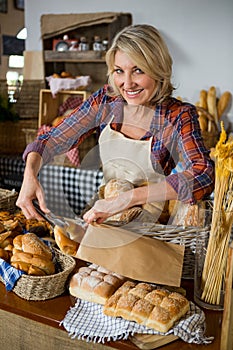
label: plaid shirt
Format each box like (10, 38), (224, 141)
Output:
(23, 85), (214, 203)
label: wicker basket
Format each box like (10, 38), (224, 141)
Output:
(196, 106), (219, 149)
(0, 248), (76, 301)
(0, 188), (18, 212)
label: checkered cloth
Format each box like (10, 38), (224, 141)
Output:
(61, 299), (213, 345)
(39, 166), (103, 218)
(0, 155), (25, 191)
(0, 258), (25, 291)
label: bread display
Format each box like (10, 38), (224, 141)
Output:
(103, 281), (190, 333)
(69, 263), (127, 304)
(101, 179), (142, 223)
(10, 233), (55, 276)
(69, 264), (190, 333)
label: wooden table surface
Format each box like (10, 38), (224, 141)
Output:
(0, 259), (223, 350)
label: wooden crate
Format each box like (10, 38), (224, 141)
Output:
(38, 89), (90, 127)
(38, 89), (97, 166)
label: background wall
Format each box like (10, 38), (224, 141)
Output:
(24, 0), (233, 123)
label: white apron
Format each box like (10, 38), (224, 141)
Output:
(98, 119), (166, 220)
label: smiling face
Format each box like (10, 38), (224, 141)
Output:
(113, 50), (157, 106)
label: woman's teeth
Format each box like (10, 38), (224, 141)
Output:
(126, 90), (142, 95)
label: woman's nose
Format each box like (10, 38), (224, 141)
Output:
(123, 73), (134, 88)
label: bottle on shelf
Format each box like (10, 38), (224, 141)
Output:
(79, 37), (89, 51)
(93, 36), (103, 51)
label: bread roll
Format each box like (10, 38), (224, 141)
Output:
(11, 233), (55, 276)
(54, 225), (79, 256)
(61, 71), (73, 78)
(21, 233), (52, 260)
(12, 234), (23, 250)
(11, 261), (32, 274)
(10, 261), (47, 276)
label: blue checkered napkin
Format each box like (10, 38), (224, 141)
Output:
(0, 258), (26, 291)
(61, 300), (214, 345)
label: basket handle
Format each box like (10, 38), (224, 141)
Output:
(196, 106), (218, 129)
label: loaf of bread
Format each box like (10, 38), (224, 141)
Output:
(102, 179), (142, 223)
(103, 281), (190, 333)
(10, 233), (55, 276)
(69, 263), (127, 304)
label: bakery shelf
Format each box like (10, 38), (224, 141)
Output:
(44, 50), (105, 63)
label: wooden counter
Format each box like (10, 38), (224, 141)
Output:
(0, 260), (222, 350)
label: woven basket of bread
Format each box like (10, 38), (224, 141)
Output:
(196, 106), (219, 150)
(0, 189), (18, 212)
(0, 248), (76, 301)
(196, 87), (232, 150)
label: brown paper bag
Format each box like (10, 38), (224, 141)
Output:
(76, 223), (185, 287)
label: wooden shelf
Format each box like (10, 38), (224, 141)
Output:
(44, 50), (106, 63)
(42, 13), (132, 90)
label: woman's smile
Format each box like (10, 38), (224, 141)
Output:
(113, 50), (156, 105)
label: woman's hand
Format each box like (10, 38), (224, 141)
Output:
(83, 190), (134, 224)
(16, 175), (48, 220)
(16, 152), (49, 220)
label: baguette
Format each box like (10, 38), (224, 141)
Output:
(199, 89), (208, 110)
(207, 86), (218, 124)
(217, 91), (232, 120)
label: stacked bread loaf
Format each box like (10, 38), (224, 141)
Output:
(104, 281), (189, 333)
(69, 265), (190, 333)
(10, 233), (55, 276)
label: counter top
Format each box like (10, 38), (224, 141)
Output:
(0, 259), (222, 350)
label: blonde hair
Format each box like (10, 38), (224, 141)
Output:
(105, 24), (174, 104)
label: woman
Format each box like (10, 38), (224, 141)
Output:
(16, 24), (214, 224)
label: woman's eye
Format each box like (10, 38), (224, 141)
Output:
(134, 68), (144, 74)
(114, 68), (123, 74)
